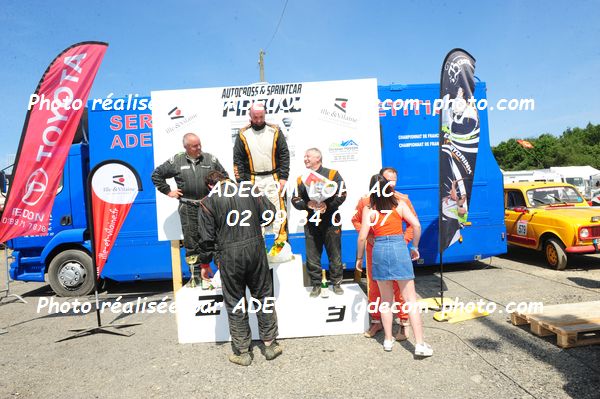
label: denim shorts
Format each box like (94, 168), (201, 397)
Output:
(372, 235), (415, 281)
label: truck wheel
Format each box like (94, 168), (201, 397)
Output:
(48, 250), (95, 297)
(544, 238), (567, 270)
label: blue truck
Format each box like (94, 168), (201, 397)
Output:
(3, 82), (506, 296)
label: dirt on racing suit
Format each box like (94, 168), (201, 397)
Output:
(198, 181), (279, 355)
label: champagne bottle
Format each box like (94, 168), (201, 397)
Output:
(320, 269), (329, 298)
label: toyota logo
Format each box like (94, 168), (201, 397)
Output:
(22, 168), (48, 206)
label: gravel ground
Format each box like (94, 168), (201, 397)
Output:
(1, 248), (599, 399)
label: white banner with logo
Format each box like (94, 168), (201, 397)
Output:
(151, 78), (381, 240)
(89, 160), (142, 276)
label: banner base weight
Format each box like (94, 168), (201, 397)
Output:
(57, 322), (141, 342)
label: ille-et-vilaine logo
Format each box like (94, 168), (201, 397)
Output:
(334, 98), (348, 113)
(168, 106), (184, 120)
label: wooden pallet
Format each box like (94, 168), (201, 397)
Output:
(510, 301), (600, 348)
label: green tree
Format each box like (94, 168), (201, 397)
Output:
(492, 123), (600, 170)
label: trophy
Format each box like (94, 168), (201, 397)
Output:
(281, 117), (295, 159)
(185, 255), (201, 288)
(281, 117), (293, 137)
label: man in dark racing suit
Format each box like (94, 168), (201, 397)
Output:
(151, 133), (227, 286)
(198, 170), (282, 366)
(292, 148), (347, 297)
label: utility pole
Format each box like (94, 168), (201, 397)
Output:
(258, 49), (265, 82)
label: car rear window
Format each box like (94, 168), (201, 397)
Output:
(526, 186), (583, 206)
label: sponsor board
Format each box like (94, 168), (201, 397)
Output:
(151, 79), (381, 240)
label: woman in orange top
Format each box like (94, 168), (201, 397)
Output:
(355, 174), (432, 357)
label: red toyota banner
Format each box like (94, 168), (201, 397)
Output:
(0, 42), (108, 243)
(89, 161), (142, 277)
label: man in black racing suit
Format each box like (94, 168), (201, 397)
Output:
(151, 133), (227, 286)
(198, 170), (282, 366)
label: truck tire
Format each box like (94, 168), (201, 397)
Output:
(544, 238), (567, 270)
(48, 250), (95, 297)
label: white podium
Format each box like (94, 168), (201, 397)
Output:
(175, 255), (369, 343)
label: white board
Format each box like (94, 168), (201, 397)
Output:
(151, 79), (382, 241)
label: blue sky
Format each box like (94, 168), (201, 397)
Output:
(1, 0), (599, 167)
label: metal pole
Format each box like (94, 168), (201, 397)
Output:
(0, 246), (27, 304)
(0, 246), (8, 297)
(259, 49), (265, 82)
(0, 246), (8, 334)
(439, 251), (444, 310)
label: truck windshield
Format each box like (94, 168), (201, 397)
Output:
(526, 186), (584, 206)
(565, 177), (584, 187)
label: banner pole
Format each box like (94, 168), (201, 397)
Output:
(438, 148), (445, 311)
(439, 252), (444, 310)
(85, 164), (103, 328)
(91, 257), (102, 328)
(0, 246), (27, 335)
(437, 53), (445, 313)
(0, 246), (27, 305)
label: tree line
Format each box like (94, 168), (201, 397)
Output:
(492, 123), (600, 170)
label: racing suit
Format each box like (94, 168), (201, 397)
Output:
(352, 192), (416, 324)
(292, 166), (346, 286)
(151, 152), (227, 266)
(198, 181), (278, 355)
(233, 122), (289, 245)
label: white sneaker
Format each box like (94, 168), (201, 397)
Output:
(383, 337), (395, 352)
(414, 342), (433, 357)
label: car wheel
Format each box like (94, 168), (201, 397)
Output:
(544, 238), (567, 270)
(48, 249), (95, 297)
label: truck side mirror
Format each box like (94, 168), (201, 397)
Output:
(0, 171), (6, 196)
